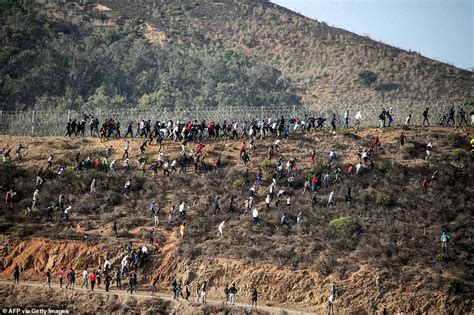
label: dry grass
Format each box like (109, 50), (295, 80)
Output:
(0, 126), (472, 312)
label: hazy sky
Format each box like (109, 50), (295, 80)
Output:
(271, 0), (473, 70)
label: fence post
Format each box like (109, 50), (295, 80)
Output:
(31, 110), (35, 135)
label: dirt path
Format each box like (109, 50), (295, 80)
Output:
(0, 280), (315, 314)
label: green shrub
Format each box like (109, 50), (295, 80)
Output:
(313, 157), (329, 174)
(436, 252), (453, 262)
(358, 70), (377, 87)
(232, 179), (243, 190)
(262, 160), (274, 170)
(453, 148), (469, 161)
(0, 161), (27, 184)
(445, 277), (464, 294)
(401, 143), (416, 157)
(107, 193), (122, 206)
(376, 194), (395, 207)
(329, 217), (357, 231)
(380, 161), (399, 174)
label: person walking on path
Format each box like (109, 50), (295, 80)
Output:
(228, 283), (238, 305)
(90, 271), (96, 291)
(251, 287), (258, 308)
(80, 268), (88, 289)
(42, 270), (51, 288)
(13, 264), (20, 284)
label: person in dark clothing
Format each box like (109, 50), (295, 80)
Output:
(228, 284), (238, 305)
(112, 221), (118, 238)
(251, 287), (258, 308)
(330, 114), (337, 131)
(47, 205), (54, 222)
(115, 121), (121, 138)
(42, 270), (51, 288)
(115, 270), (121, 289)
(139, 140), (147, 155)
(311, 192), (318, 207)
(13, 264), (20, 284)
(345, 186), (352, 204)
(399, 132), (407, 147)
(446, 106), (455, 126)
(422, 108), (430, 126)
(125, 122), (134, 138)
(458, 108), (469, 126)
(105, 273), (111, 292)
(171, 279), (178, 299)
(65, 120), (72, 137)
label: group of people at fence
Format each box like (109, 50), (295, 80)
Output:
(2, 104), (469, 314)
(60, 106), (474, 141)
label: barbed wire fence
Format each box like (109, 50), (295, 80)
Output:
(0, 101), (470, 136)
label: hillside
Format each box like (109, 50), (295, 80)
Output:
(0, 126), (472, 313)
(29, 0), (473, 108)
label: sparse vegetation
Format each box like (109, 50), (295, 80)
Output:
(358, 70), (378, 87)
(445, 277), (464, 294)
(0, 0), (471, 113)
(329, 217), (357, 231)
(232, 179), (243, 190)
(376, 193), (395, 207)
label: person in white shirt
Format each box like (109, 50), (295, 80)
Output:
(110, 160), (116, 172)
(218, 221), (225, 237)
(354, 111), (362, 129)
(327, 191), (335, 207)
(81, 268), (88, 288)
(32, 189), (39, 208)
(265, 194), (271, 209)
(252, 208), (259, 224)
(170, 159), (177, 173)
(405, 114), (412, 126)
(64, 205), (72, 221)
(328, 294), (334, 314)
(90, 178), (96, 193)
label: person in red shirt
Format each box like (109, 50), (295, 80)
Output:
(347, 164), (354, 175)
(372, 135), (380, 146)
(90, 272), (97, 291)
(311, 175), (318, 192)
(155, 240), (161, 254)
(421, 177), (428, 191)
(368, 145), (375, 155)
(58, 267), (65, 288)
(213, 157), (221, 172)
(4, 189), (14, 210)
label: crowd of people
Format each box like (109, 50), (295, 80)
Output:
(2, 105), (471, 314)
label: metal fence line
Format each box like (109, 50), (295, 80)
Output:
(0, 101), (470, 136)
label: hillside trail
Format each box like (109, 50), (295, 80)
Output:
(0, 280), (315, 315)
